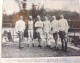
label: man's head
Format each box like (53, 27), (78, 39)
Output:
(45, 16), (48, 21)
(37, 15), (41, 20)
(29, 16), (32, 21)
(52, 16), (56, 20)
(20, 16), (23, 20)
(60, 15), (64, 19)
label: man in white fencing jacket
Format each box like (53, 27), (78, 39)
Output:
(58, 15), (69, 52)
(15, 16), (26, 49)
(51, 16), (59, 50)
(35, 15), (43, 48)
(43, 16), (51, 48)
(28, 16), (34, 47)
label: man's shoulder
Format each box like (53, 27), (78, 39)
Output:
(40, 21), (43, 23)
(52, 20), (56, 23)
(35, 21), (38, 24)
(28, 21), (30, 23)
(29, 21), (33, 23)
(60, 18), (67, 21)
(58, 19), (62, 24)
(16, 20), (19, 23)
(64, 19), (67, 21)
(43, 21), (46, 23)
(59, 19), (62, 21)
(48, 20), (50, 23)
(21, 20), (25, 23)
(35, 21), (38, 23)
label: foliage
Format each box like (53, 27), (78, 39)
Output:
(2, 5), (80, 27)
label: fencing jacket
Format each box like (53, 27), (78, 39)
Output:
(51, 20), (59, 33)
(58, 18), (69, 33)
(15, 19), (25, 32)
(28, 20), (33, 30)
(43, 20), (51, 32)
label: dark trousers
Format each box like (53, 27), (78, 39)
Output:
(59, 31), (67, 51)
(18, 31), (24, 48)
(53, 32), (58, 47)
(36, 32), (41, 45)
(8, 36), (13, 42)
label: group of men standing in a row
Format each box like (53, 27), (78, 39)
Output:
(15, 15), (69, 52)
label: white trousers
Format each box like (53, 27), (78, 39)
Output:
(28, 30), (34, 44)
(36, 29), (43, 39)
(44, 31), (50, 45)
(28, 30), (33, 39)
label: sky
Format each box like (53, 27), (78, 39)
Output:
(3, 0), (80, 15)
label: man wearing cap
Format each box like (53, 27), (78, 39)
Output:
(15, 16), (26, 49)
(51, 16), (59, 50)
(43, 16), (51, 48)
(35, 15), (43, 48)
(58, 15), (69, 52)
(28, 16), (34, 47)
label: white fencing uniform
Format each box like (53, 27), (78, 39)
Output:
(43, 20), (51, 33)
(28, 21), (33, 38)
(58, 18), (69, 51)
(15, 20), (25, 33)
(58, 18), (69, 33)
(15, 19), (25, 48)
(35, 20), (43, 39)
(51, 20), (59, 47)
(51, 20), (59, 33)
(28, 20), (34, 44)
(43, 20), (51, 45)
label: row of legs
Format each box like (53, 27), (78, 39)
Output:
(18, 31), (67, 52)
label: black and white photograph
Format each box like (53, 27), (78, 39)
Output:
(1, 0), (80, 58)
